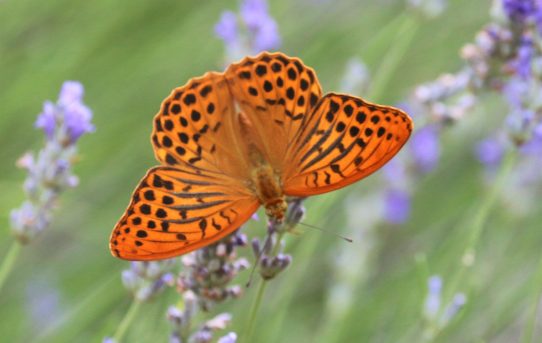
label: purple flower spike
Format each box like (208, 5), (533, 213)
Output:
(410, 125), (440, 173)
(59, 81), (84, 105)
(215, 11), (238, 44)
(503, 76), (528, 109)
(475, 137), (505, 166)
(35, 101), (56, 139)
(384, 189), (411, 225)
(12, 81), (94, 243)
(503, 0), (536, 23)
(252, 17), (281, 52)
(241, 0), (281, 52)
(512, 34), (533, 79)
(424, 275), (442, 318)
(215, 0), (281, 60)
(34, 81), (94, 143)
(64, 101), (94, 142)
(240, 0), (269, 30)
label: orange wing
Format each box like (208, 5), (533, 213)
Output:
(112, 71), (260, 260)
(224, 52), (323, 172)
(283, 93), (413, 196)
(152, 71), (252, 180)
(110, 167), (259, 260)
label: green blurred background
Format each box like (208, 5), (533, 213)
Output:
(2, 0), (542, 342)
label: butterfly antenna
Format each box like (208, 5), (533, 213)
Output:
(297, 222), (353, 243)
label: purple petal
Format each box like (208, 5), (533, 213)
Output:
(253, 17), (281, 52)
(511, 34), (533, 79)
(384, 189), (411, 224)
(240, 0), (269, 30)
(503, 77), (529, 109)
(215, 11), (239, 44)
(520, 123), (542, 154)
(59, 81), (84, 105)
(409, 125), (440, 173)
(35, 101), (57, 139)
(64, 102), (95, 142)
(424, 275), (442, 317)
(475, 138), (504, 166)
(502, 0), (536, 22)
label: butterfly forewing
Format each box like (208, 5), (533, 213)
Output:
(152, 72), (252, 180)
(283, 93), (413, 196)
(110, 167), (259, 260)
(224, 52), (323, 171)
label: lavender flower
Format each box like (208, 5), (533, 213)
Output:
(411, 125), (441, 173)
(502, 0), (542, 30)
(240, 0), (281, 51)
(10, 81), (94, 243)
(475, 137), (505, 167)
(383, 189), (411, 225)
(422, 275), (467, 339)
(217, 332), (238, 343)
(168, 231), (248, 341)
(176, 231), (249, 311)
(215, 11), (239, 45)
(121, 260), (175, 302)
(423, 275), (442, 318)
(214, 0), (281, 63)
(440, 293), (467, 325)
(511, 34), (534, 79)
(251, 199), (303, 281)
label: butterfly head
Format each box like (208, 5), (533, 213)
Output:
(264, 198), (288, 222)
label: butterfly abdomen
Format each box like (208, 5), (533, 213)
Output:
(251, 164), (287, 221)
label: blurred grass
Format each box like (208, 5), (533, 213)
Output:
(2, 0), (542, 342)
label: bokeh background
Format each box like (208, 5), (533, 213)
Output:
(2, 0), (542, 342)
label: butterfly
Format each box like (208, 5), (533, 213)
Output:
(110, 52), (413, 260)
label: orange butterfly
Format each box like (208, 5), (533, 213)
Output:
(110, 52), (413, 260)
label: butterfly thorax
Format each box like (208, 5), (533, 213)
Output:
(237, 108), (287, 221)
(251, 163), (287, 221)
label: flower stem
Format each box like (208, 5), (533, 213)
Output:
(243, 231), (285, 342)
(368, 14), (420, 101)
(0, 241), (21, 293)
(424, 151), (516, 343)
(444, 151), (516, 303)
(521, 251), (542, 343)
(243, 278), (268, 343)
(113, 300), (142, 342)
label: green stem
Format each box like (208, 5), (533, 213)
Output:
(113, 300), (142, 342)
(444, 151), (516, 303)
(521, 251), (542, 343)
(243, 231), (285, 343)
(0, 241), (21, 293)
(368, 15), (420, 101)
(363, 11), (410, 57)
(425, 151), (516, 342)
(243, 278), (268, 343)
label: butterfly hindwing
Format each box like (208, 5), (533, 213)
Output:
(110, 167), (259, 260)
(283, 93), (413, 196)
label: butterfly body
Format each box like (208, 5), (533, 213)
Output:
(110, 52), (413, 261)
(250, 163), (287, 220)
